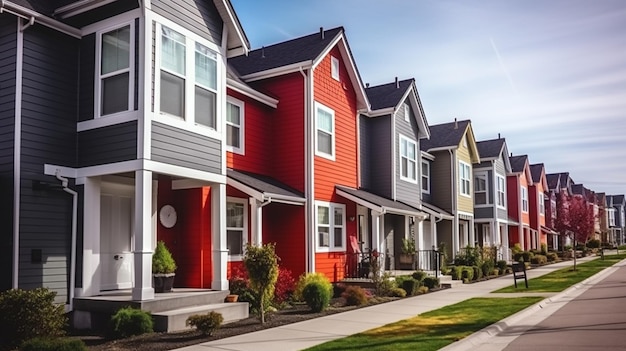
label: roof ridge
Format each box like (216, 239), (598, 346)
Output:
(246, 26), (344, 53)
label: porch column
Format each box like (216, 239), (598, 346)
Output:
(132, 169), (154, 301)
(79, 176), (100, 297)
(502, 224), (510, 261)
(452, 217), (460, 256)
(469, 217), (476, 246)
(211, 183), (228, 290)
(430, 219), (437, 249)
(518, 226), (524, 251)
(416, 219), (424, 251)
(249, 198), (263, 246)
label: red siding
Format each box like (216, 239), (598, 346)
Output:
(264, 204), (306, 277)
(507, 175), (519, 219)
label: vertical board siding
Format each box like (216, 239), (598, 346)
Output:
(225, 89), (273, 174)
(0, 16), (16, 291)
(313, 46), (358, 201)
(431, 151), (452, 212)
(151, 0), (223, 45)
(395, 101), (421, 207)
(151, 121), (222, 173)
(369, 116), (392, 197)
(251, 73), (305, 192)
(78, 33), (95, 122)
(19, 25), (80, 303)
(358, 114), (370, 189)
(78, 121), (138, 167)
(456, 135), (473, 213)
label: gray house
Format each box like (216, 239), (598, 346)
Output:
(473, 137), (511, 261)
(607, 195), (625, 245)
(1, 0), (250, 330)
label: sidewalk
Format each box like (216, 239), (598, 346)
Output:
(174, 255), (601, 351)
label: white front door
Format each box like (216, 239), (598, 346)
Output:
(100, 183), (134, 290)
(357, 206), (370, 257)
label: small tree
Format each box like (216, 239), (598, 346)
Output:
(555, 192), (596, 270)
(243, 243), (279, 324)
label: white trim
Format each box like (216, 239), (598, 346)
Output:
(77, 111), (139, 132)
(241, 60), (313, 82)
(421, 160), (430, 194)
(1, 1), (81, 38)
(366, 107), (395, 117)
(331, 55), (339, 81)
(314, 201), (346, 252)
(496, 174), (506, 209)
(55, 0), (117, 19)
(314, 101), (335, 161)
(226, 197), (248, 261)
(403, 103), (410, 122)
(227, 78), (278, 108)
(12, 17), (23, 289)
(399, 134), (418, 184)
(81, 9), (141, 35)
(225, 96), (245, 154)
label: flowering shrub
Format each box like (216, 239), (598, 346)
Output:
(273, 267), (295, 305)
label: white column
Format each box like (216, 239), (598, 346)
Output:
(249, 198), (263, 246)
(452, 217), (460, 255)
(430, 219), (437, 250)
(469, 217), (476, 246)
(503, 224), (510, 261)
(211, 183), (228, 291)
(519, 226), (525, 250)
(416, 219), (424, 251)
(78, 177), (101, 297)
(132, 170), (154, 301)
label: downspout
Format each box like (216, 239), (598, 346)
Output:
(299, 66), (314, 273)
(56, 171), (77, 312)
(12, 16), (24, 290)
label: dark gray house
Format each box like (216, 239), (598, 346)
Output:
(1, 0), (250, 330)
(607, 194), (625, 245)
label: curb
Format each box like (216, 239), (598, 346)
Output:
(440, 258), (626, 351)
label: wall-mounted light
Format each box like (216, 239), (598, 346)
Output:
(349, 216), (355, 222)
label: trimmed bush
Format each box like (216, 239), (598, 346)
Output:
(540, 243), (548, 255)
(388, 287), (407, 298)
(294, 273), (333, 302)
(511, 243), (522, 254)
(411, 271), (428, 282)
(417, 286), (429, 294)
(341, 286), (368, 306)
(110, 306), (153, 339)
(186, 311), (224, 336)
(531, 254), (547, 265)
(423, 276), (440, 289)
(586, 239), (601, 249)
(20, 338), (86, 351)
(401, 279), (419, 296)
(0, 288), (67, 350)
(302, 282), (331, 312)
(546, 252), (559, 262)
(496, 260), (508, 273)
(472, 265), (482, 280)
(451, 266), (464, 280)
(491, 268), (500, 276)
(461, 267), (474, 281)
(481, 261), (494, 277)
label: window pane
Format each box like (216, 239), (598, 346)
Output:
(161, 71), (185, 117)
(318, 228), (329, 247)
(317, 109), (332, 132)
(475, 193), (486, 204)
(401, 139), (407, 156)
(226, 202), (244, 227)
(102, 72), (129, 115)
(408, 160), (416, 179)
(334, 207), (343, 225)
(102, 26), (130, 74)
(422, 176), (428, 191)
(401, 158), (408, 177)
(227, 230), (243, 255)
(318, 206), (329, 224)
(195, 43), (217, 90)
(334, 228), (343, 247)
(195, 86), (216, 128)
(227, 124), (240, 148)
(407, 143), (415, 159)
(318, 131), (332, 154)
(161, 26), (185, 75)
(227, 103), (241, 125)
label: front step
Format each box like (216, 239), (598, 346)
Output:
(439, 275), (463, 288)
(153, 302), (249, 332)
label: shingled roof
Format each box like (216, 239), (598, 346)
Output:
(476, 138), (505, 159)
(546, 173), (560, 190)
(420, 119), (471, 151)
(529, 163), (545, 183)
(229, 27), (344, 76)
(509, 155), (528, 173)
(365, 79), (414, 110)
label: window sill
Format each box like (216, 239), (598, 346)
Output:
(77, 111), (138, 132)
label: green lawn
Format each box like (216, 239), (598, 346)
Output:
(495, 253), (626, 293)
(305, 297), (542, 351)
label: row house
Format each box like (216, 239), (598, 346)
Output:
(529, 163), (550, 248)
(545, 173), (561, 249)
(571, 184), (601, 241)
(507, 155), (534, 250)
(607, 195), (625, 245)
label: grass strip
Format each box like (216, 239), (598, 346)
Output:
(306, 297), (542, 351)
(495, 253), (626, 293)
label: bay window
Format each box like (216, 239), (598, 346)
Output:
(400, 135), (417, 183)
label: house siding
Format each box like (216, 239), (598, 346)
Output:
(474, 207), (492, 218)
(151, 121), (221, 174)
(0, 16), (16, 292)
(431, 151), (452, 212)
(19, 26), (80, 303)
(456, 136), (473, 214)
(359, 114), (370, 189)
(369, 116), (392, 197)
(78, 33), (95, 122)
(151, 0), (223, 45)
(395, 101), (421, 207)
(78, 121), (137, 167)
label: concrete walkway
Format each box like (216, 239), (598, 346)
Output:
(174, 255), (604, 351)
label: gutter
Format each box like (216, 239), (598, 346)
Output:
(55, 171), (77, 312)
(0, 1), (81, 38)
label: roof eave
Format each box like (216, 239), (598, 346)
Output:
(214, 0), (250, 57)
(227, 77), (278, 108)
(240, 60), (313, 82)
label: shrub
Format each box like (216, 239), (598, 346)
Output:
(453, 246), (481, 266)
(20, 338), (86, 351)
(110, 307), (153, 339)
(186, 311), (223, 336)
(511, 243), (523, 254)
(333, 283), (347, 298)
(586, 239), (601, 249)
(273, 267), (295, 305)
(152, 240), (177, 274)
(0, 288), (67, 349)
(423, 276), (440, 289)
(294, 273), (333, 302)
(376, 273), (396, 297)
(303, 282), (330, 312)
(496, 260), (508, 273)
(540, 243), (548, 255)
(401, 279), (419, 296)
(481, 261), (494, 277)
(461, 267), (474, 281)
(450, 266), (464, 280)
(388, 287), (407, 298)
(472, 265), (482, 280)
(243, 243), (279, 324)
(514, 251), (534, 263)
(491, 268), (500, 276)
(417, 286), (429, 294)
(411, 271), (428, 282)
(546, 252), (559, 262)
(342, 286), (368, 306)
(531, 254), (547, 265)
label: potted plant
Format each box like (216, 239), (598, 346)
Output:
(153, 240), (177, 293)
(400, 238), (416, 265)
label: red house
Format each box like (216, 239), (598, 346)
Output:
(507, 155), (534, 250)
(529, 163), (550, 248)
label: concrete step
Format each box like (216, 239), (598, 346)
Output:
(439, 275), (464, 288)
(152, 301), (249, 332)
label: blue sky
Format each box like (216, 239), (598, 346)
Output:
(231, 0), (626, 196)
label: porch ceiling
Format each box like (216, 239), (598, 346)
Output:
(422, 201), (454, 220)
(336, 185), (428, 218)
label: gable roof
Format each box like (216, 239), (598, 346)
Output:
(475, 137), (512, 172)
(529, 163), (548, 191)
(546, 173), (560, 190)
(364, 78), (430, 139)
(610, 194), (625, 205)
(420, 119), (480, 162)
(509, 155), (533, 185)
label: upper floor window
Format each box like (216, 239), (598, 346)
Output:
(400, 135), (417, 183)
(226, 198), (247, 261)
(316, 201), (345, 252)
(459, 161), (471, 196)
(98, 23), (134, 117)
(404, 104), (410, 122)
(521, 186), (528, 212)
(497, 175), (506, 207)
(158, 24), (219, 130)
(474, 173), (488, 205)
(539, 193), (545, 215)
(226, 96), (244, 154)
(609, 209), (616, 226)
(331, 56), (340, 81)
(315, 102), (335, 160)
(421, 161), (430, 194)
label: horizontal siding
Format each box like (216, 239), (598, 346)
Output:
(474, 207), (492, 219)
(315, 252), (346, 282)
(456, 137), (473, 214)
(358, 114), (370, 189)
(369, 116), (392, 197)
(151, 0), (222, 45)
(151, 121), (221, 173)
(395, 101), (421, 207)
(78, 33), (95, 122)
(78, 121), (138, 167)
(314, 47), (358, 201)
(62, 1), (138, 28)
(431, 151), (452, 212)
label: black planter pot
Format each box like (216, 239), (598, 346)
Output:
(153, 273), (175, 293)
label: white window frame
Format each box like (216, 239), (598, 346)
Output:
(459, 161), (471, 197)
(609, 209), (616, 227)
(474, 172), (489, 205)
(521, 186), (528, 213)
(95, 21), (135, 119)
(399, 134), (417, 183)
(539, 192), (545, 215)
(226, 96), (245, 154)
(496, 175), (506, 208)
(226, 197), (248, 261)
(153, 19), (223, 139)
(331, 56), (340, 81)
(421, 161), (430, 194)
(314, 102), (335, 160)
(315, 201), (346, 252)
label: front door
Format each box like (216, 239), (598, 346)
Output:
(357, 206), (370, 257)
(100, 182), (134, 290)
